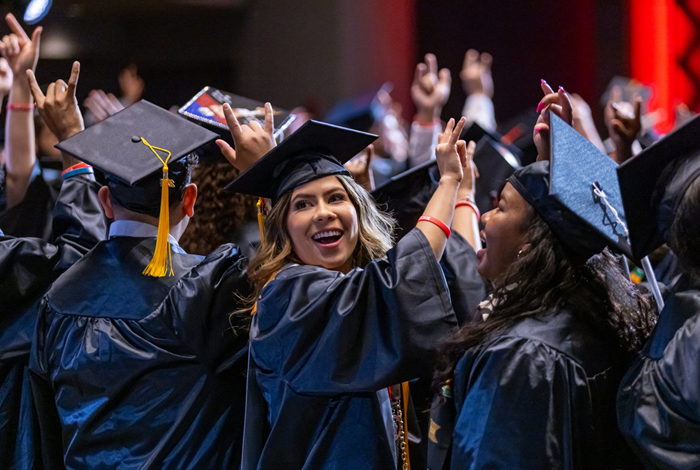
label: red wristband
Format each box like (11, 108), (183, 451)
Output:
(455, 200), (480, 220)
(62, 162), (91, 176)
(412, 116), (440, 127)
(7, 103), (34, 111)
(418, 215), (451, 238)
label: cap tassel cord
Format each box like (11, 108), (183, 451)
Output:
(592, 183), (664, 311)
(141, 137), (175, 277)
(257, 197), (266, 247)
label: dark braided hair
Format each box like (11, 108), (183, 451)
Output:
(435, 208), (657, 389)
(179, 159), (259, 256)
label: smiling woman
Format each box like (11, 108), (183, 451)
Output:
(223, 114), (468, 470)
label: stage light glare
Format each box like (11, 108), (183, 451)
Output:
(24, 0), (52, 25)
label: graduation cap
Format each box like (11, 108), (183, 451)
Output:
(473, 136), (520, 215)
(617, 113), (700, 261)
(371, 159), (439, 239)
(56, 100), (219, 277)
(508, 112), (632, 262)
(460, 121), (523, 163)
(226, 120), (377, 203)
(178, 86), (296, 145)
(324, 83), (392, 132)
(498, 109), (539, 165)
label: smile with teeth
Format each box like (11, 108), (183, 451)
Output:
(312, 230), (344, 244)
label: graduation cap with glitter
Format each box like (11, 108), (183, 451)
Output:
(56, 100), (218, 277)
(508, 112), (633, 262)
(617, 113), (700, 261)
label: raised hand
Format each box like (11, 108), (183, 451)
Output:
(606, 97), (642, 164)
(460, 49), (493, 98)
(435, 117), (467, 184)
(410, 53), (451, 123)
(27, 61), (84, 142)
(118, 64), (145, 105)
(457, 140), (479, 201)
(344, 145), (374, 192)
(0, 57), (12, 98)
(534, 79), (574, 161)
(216, 102), (276, 172)
(84, 89), (125, 123)
(0, 13), (41, 77)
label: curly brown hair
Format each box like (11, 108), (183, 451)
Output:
(179, 159), (259, 256)
(435, 208), (657, 390)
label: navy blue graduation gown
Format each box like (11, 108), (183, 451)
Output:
(0, 176), (107, 470)
(617, 275), (700, 469)
(28, 237), (252, 469)
(246, 229), (459, 470)
(430, 308), (638, 469)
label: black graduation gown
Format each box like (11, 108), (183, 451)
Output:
(617, 275), (700, 469)
(0, 176), (106, 470)
(0, 163), (60, 240)
(406, 231), (487, 470)
(430, 308), (637, 470)
(246, 229), (459, 470)
(28, 238), (252, 469)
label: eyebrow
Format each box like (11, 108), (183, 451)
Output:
(292, 186), (346, 202)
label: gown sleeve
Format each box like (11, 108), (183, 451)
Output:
(251, 228), (458, 395)
(162, 243), (253, 374)
(617, 293), (700, 470)
(450, 336), (586, 470)
(0, 176), (106, 320)
(439, 231), (487, 326)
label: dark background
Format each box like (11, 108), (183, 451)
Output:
(0, 0), (629, 136)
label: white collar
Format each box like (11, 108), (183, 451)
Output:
(108, 220), (184, 253)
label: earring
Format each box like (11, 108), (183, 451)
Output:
(516, 249), (523, 259)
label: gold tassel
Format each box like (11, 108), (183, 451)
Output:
(257, 197), (266, 247)
(140, 137), (175, 277)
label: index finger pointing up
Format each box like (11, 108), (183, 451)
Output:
(26, 69), (45, 106)
(223, 103), (243, 138)
(451, 117), (466, 145)
(5, 14), (29, 43)
(67, 61), (80, 95)
(264, 102), (274, 136)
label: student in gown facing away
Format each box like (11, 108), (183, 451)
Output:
(615, 114), (700, 469)
(428, 84), (656, 470)
(27, 64), (256, 469)
(221, 108), (472, 469)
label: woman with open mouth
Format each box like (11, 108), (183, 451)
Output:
(222, 105), (472, 470)
(429, 89), (657, 470)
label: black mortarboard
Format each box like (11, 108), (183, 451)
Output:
(324, 83), (392, 132)
(473, 136), (520, 215)
(617, 113), (700, 261)
(371, 159), (439, 239)
(57, 100), (218, 186)
(178, 87), (296, 145)
(56, 100), (218, 277)
(498, 109), (539, 165)
(460, 121), (523, 162)
(508, 113), (633, 262)
(226, 120), (377, 203)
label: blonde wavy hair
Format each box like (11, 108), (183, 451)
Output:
(245, 174), (396, 307)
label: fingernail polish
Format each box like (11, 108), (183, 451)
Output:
(559, 86), (566, 93)
(536, 101), (545, 113)
(541, 79), (545, 84)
